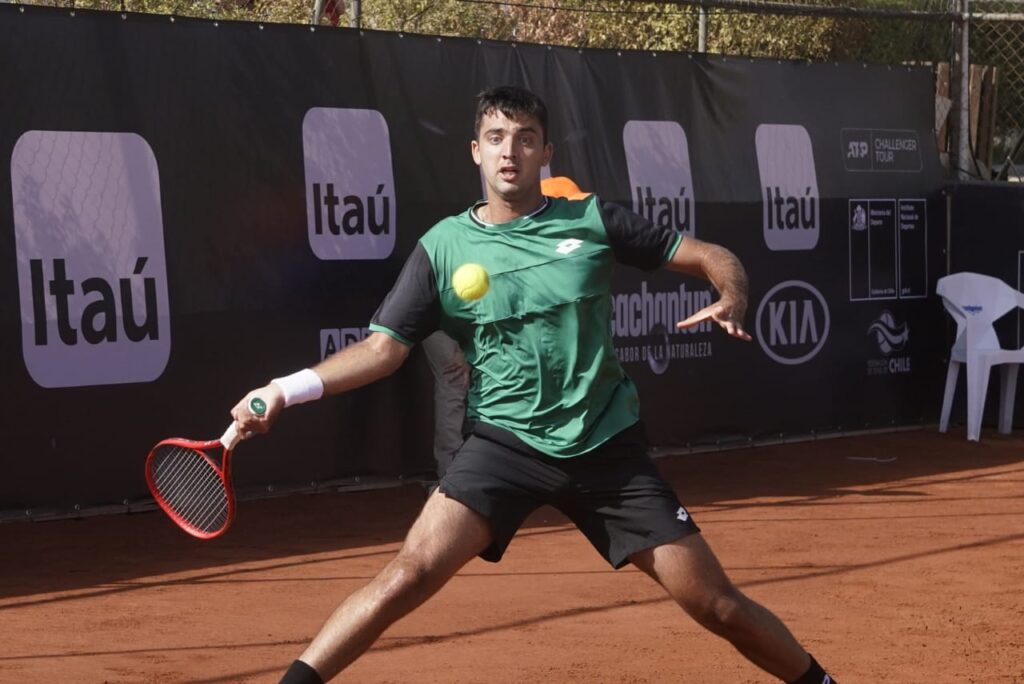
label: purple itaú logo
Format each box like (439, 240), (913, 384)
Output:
(303, 108), (397, 260)
(11, 131), (171, 388)
(622, 120), (695, 238)
(756, 124), (820, 251)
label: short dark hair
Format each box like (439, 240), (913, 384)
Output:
(474, 86), (549, 144)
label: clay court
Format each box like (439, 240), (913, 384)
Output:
(2, 428), (1022, 683)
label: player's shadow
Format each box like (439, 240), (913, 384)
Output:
(1, 427), (1022, 602)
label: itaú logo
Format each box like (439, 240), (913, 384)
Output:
(303, 107), (396, 260)
(11, 131), (171, 388)
(755, 280), (830, 365)
(755, 124), (820, 251)
(622, 120), (696, 238)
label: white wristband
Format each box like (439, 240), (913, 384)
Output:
(271, 369), (324, 407)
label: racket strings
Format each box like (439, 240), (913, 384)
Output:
(151, 445), (229, 534)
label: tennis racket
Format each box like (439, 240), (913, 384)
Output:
(145, 397), (267, 539)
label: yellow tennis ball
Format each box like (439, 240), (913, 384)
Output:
(452, 263), (490, 301)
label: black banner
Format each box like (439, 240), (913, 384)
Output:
(0, 5), (947, 510)
(941, 181), (1024, 426)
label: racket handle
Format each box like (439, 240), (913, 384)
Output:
(221, 422), (242, 450)
(221, 396), (265, 449)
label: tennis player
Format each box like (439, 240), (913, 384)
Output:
(233, 85), (838, 684)
(420, 330), (469, 480)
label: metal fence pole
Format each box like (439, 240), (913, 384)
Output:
(957, 0), (972, 179)
(698, 5), (708, 53)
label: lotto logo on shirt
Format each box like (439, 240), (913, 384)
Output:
(622, 121), (695, 237)
(11, 131), (171, 388)
(303, 108), (396, 260)
(755, 124), (820, 251)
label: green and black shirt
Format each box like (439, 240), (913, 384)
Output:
(370, 194), (682, 458)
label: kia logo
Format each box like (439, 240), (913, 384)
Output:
(756, 280), (830, 365)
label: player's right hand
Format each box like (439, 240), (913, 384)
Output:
(231, 384), (284, 439)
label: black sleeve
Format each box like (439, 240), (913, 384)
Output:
(597, 198), (683, 271)
(369, 242), (441, 345)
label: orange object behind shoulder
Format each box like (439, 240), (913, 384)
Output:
(541, 176), (591, 200)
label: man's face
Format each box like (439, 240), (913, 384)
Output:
(471, 109), (552, 202)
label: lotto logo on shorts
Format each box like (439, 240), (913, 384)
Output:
(755, 124), (820, 251)
(303, 108), (396, 260)
(11, 131), (171, 388)
(622, 121), (695, 237)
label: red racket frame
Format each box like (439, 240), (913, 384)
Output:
(145, 428), (238, 540)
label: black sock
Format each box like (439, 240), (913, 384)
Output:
(788, 655), (836, 684)
(279, 659), (324, 684)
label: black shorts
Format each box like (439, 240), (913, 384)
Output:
(439, 421), (700, 569)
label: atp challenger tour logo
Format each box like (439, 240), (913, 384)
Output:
(11, 131), (171, 388)
(756, 280), (830, 365)
(611, 281), (714, 376)
(303, 108), (396, 260)
(755, 124), (820, 251)
(622, 121), (695, 237)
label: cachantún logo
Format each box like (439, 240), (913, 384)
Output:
(611, 280), (714, 375)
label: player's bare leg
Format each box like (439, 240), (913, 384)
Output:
(296, 491), (492, 681)
(629, 534), (811, 681)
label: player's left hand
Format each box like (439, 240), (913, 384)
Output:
(676, 300), (752, 341)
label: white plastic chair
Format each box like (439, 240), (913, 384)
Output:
(937, 272), (1024, 441)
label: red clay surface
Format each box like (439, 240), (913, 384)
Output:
(2, 429), (1023, 683)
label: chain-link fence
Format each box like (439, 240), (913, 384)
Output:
(685, 0), (1022, 180)
(17, 0), (1024, 179)
(969, 1), (1024, 178)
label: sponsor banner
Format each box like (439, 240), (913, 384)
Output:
(866, 310), (912, 377)
(849, 198), (928, 301)
(11, 131), (171, 388)
(303, 108), (397, 260)
(0, 4), (946, 509)
(756, 124), (820, 251)
(841, 128), (922, 173)
(321, 326), (371, 360)
(623, 121), (695, 238)
(755, 280), (830, 366)
(611, 280), (714, 376)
